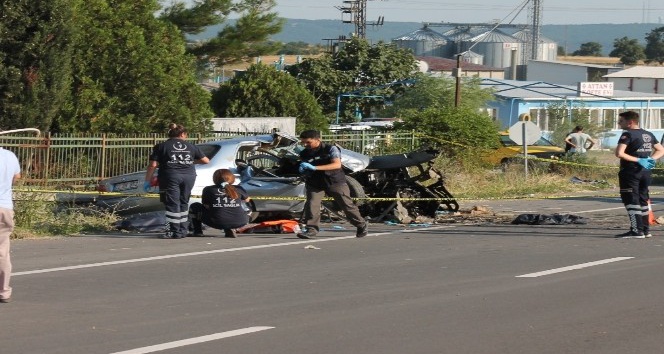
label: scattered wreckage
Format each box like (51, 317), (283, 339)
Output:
(67, 132), (458, 225)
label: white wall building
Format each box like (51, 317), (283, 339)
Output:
(527, 60), (622, 85)
(604, 66), (664, 95)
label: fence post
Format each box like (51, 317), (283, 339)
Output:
(100, 133), (107, 181)
(411, 130), (416, 150)
(43, 132), (51, 184)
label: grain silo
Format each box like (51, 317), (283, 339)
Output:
(462, 29), (521, 68)
(511, 28), (558, 62)
(441, 26), (485, 56)
(392, 26), (450, 57)
(461, 50), (484, 65)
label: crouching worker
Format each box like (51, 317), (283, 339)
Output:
(189, 169), (251, 238)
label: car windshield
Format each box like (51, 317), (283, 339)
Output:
(500, 135), (557, 147)
(264, 144), (302, 161)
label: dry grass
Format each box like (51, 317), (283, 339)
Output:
(437, 155), (616, 200)
(558, 56), (664, 67)
(557, 56), (621, 65)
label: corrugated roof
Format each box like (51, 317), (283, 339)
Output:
(481, 79), (664, 100)
(462, 50), (483, 58)
(393, 27), (448, 42)
(510, 29), (555, 43)
(604, 66), (664, 78)
(441, 27), (480, 40)
(467, 30), (518, 43)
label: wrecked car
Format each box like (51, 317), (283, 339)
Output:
(78, 132), (458, 223)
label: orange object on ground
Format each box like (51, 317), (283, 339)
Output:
(648, 199), (656, 225)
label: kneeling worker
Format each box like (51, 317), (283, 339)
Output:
(189, 169), (250, 238)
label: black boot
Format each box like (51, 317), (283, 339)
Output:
(224, 228), (237, 238)
(190, 220), (204, 237)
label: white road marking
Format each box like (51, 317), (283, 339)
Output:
(565, 200), (658, 215)
(109, 326), (274, 354)
(516, 257), (634, 278)
(401, 225), (456, 233)
(13, 231), (397, 276)
(568, 205), (629, 214)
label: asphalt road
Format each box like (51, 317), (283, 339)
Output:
(3, 192), (664, 354)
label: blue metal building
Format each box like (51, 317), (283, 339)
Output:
(480, 79), (664, 148)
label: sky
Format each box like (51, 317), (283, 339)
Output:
(268, 0), (664, 25)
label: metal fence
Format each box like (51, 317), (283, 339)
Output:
(0, 130), (419, 186)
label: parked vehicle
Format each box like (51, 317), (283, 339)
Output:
(484, 132), (566, 166)
(64, 132), (457, 223)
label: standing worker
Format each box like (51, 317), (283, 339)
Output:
(565, 125), (596, 154)
(614, 111), (664, 238)
(145, 123), (210, 239)
(189, 169), (251, 238)
(297, 129), (368, 239)
(0, 144), (20, 303)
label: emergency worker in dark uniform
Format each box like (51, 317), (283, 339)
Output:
(189, 169), (250, 238)
(297, 129), (368, 239)
(614, 111), (664, 238)
(145, 123), (210, 239)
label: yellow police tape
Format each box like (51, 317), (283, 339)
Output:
(11, 133), (662, 202)
(14, 187), (662, 202)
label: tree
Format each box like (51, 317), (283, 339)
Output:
(287, 37), (417, 122)
(0, 0), (75, 131)
(609, 37), (645, 65)
(56, 0), (212, 133)
(398, 107), (499, 156)
(210, 64), (327, 132)
(572, 42), (603, 56)
(158, 0), (233, 36)
(384, 76), (494, 114)
(187, 0), (284, 65)
(644, 26), (664, 65)
(384, 76), (499, 155)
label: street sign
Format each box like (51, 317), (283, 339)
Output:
(508, 120), (541, 145)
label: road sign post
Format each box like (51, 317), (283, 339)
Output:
(508, 121), (542, 179)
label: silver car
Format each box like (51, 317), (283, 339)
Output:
(88, 132), (370, 220)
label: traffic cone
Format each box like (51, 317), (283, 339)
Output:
(648, 199), (657, 225)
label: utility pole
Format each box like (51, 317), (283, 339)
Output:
(454, 54), (462, 107)
(335, 0), (384, 39)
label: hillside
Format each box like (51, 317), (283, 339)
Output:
(190, 20), (664, 56)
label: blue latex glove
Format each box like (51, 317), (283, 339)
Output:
(143, 180), (152, 192)
(298, 162), (316, 174)
(637, 157), (655, 170)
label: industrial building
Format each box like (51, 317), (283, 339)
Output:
(392, 23), (557, 80)
(527, 61), (621, 85)
(604, 66), (664, 94)
(416, 56), (505, 79)
(481, 79), (664, 148)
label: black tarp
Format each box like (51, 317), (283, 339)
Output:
(512, 213), (588, 225)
